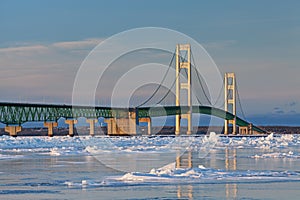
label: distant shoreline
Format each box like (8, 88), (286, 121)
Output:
(0, 126), (299, 136)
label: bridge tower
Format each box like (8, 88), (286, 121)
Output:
(175, 44), (192, 135)
(224, 72), (236, 134)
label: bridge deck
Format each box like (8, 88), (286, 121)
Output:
(0, 102), (265, 133)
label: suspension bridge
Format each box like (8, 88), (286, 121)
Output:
(0, 44), (266, 137)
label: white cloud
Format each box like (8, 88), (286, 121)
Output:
(0, 45), (48, 53)
(0, 38), (104, 54)
(52, 38), (103, 49)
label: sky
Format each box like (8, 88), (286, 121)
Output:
(0, 0), (300, 125)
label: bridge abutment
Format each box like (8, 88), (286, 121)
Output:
(65, 119), (78, 137)
(44, 122), (58, 137)
(5, 126), (21, 137)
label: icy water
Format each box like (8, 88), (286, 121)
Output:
(1, 133), (300, 200)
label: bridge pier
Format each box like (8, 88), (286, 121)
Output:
(5, 126), (22, 137)
(104, 118), (117, 135)
(175, 116), (180, 136)
(65, 119), (78, 137)
(139, 117), (152, 135)
(44, 122), (58, 137)
(86, 119), (98, 136)
(104, 110), (139, 135)
(239, 126), (248, 134)
(239, 123), (255, 135)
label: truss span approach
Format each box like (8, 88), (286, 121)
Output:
(0, 102), (265, 133)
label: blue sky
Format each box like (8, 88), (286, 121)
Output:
(0, 0), (300, 125)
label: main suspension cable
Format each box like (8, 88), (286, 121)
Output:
(190, 50), (212, 105)
(137, 49), (176, 107)
(212, 80), (225, 108)
(235, 78), (247, 120)
(154, 51), (188, 106)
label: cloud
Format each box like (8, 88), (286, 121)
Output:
(0, 45), (48, 53)
(52, 38), (103, 50)
(0, 38), (106, 103)
(0, 38), (105, 68)
(0, 38), (104, 55)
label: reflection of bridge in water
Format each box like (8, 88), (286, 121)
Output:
(176, 148), (237, 199)
(0, 44), (265, 137)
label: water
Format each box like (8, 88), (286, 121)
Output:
(1, 133), (300, 199)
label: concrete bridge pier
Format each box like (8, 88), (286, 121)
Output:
(5, 126), (22, 137)
(104, 110), (139, 135)
(104, 118), (116, 135)
(139, 117), (152, 135)
(239, 123), (257, 135)
(65, 119), (78, 137)
(44, 122), (58, 137)
(86, 119), (98, 136)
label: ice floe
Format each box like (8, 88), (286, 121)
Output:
(0, 133), (299, 159)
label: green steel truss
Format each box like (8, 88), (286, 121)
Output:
(0, 102), (128, 124)
(0, 102), (265, 133)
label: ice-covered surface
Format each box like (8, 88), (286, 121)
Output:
(0, 133), (300, 159)
(111, 164), (300, 184)
(1, 133), (300, 198)
(0, 153), (24, 160)
(217, 133), (300, 149)
(251, 151), (300, 159)
(61, 162), (300, 187)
